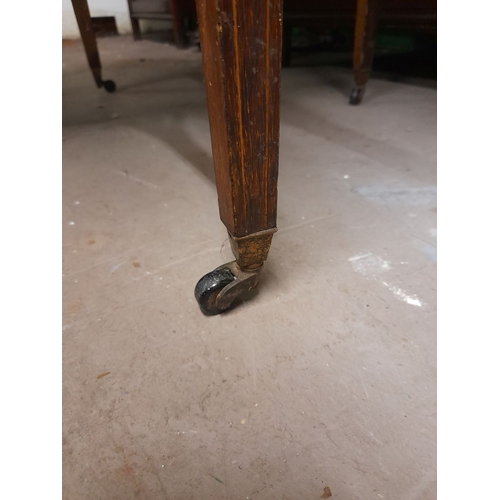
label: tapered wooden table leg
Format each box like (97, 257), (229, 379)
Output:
(194, 0), (282, 315)
(71, 0), (116, 92)
(351, 0), (380, 104)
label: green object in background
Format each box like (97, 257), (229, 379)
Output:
(376, 32), (415, 51)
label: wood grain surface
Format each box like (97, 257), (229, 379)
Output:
(196, 0), (283, 238)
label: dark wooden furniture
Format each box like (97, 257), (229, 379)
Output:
(126, 0), (196, 48)
(70, 0), (196, 92)
(283, 0), (436, 104)
(69, 0), (436, 311)
(70, 0), (116, 92)
(193, 0), (282, 314)
(352, 0), (436, 104)
(70, 0), (283, 314)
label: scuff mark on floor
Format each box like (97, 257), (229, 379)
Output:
(117, 169), (160, 189)
(110, 261), (125, 274)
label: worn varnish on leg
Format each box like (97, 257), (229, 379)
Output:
(195, 0), (283, 313)
(196, 0), (281, 247)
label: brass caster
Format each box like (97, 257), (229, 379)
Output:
(194, 261), (262, 315)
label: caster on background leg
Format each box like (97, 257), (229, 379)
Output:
(349, 87), (364, 105)
(102, 79), (117, 93)
(194, 261), (262, 315)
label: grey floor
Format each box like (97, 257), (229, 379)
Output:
(63, 37), (436, 500)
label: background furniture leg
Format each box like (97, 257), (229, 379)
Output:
(71, 0), (116, 92)
(130, 14), (142, 40)
(171, 0), (188, 48)
(194, 0), (283, 314)
(351, 0), (380, 104)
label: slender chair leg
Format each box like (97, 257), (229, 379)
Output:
(194, 0), (283, 315)
(71, 0), (116, 92)
(350, 0), (380, 104)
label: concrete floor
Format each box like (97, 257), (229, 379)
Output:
(63, 37), (436, 500)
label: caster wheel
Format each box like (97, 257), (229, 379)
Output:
(349, 87), (363, 105)
(103, 80), (117, 93)
(194, 267), (235, 315)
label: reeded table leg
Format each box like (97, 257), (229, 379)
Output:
(351, 0), (380, 104)
(194, 0), (283, 314)
(71, 0), (116, 92)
